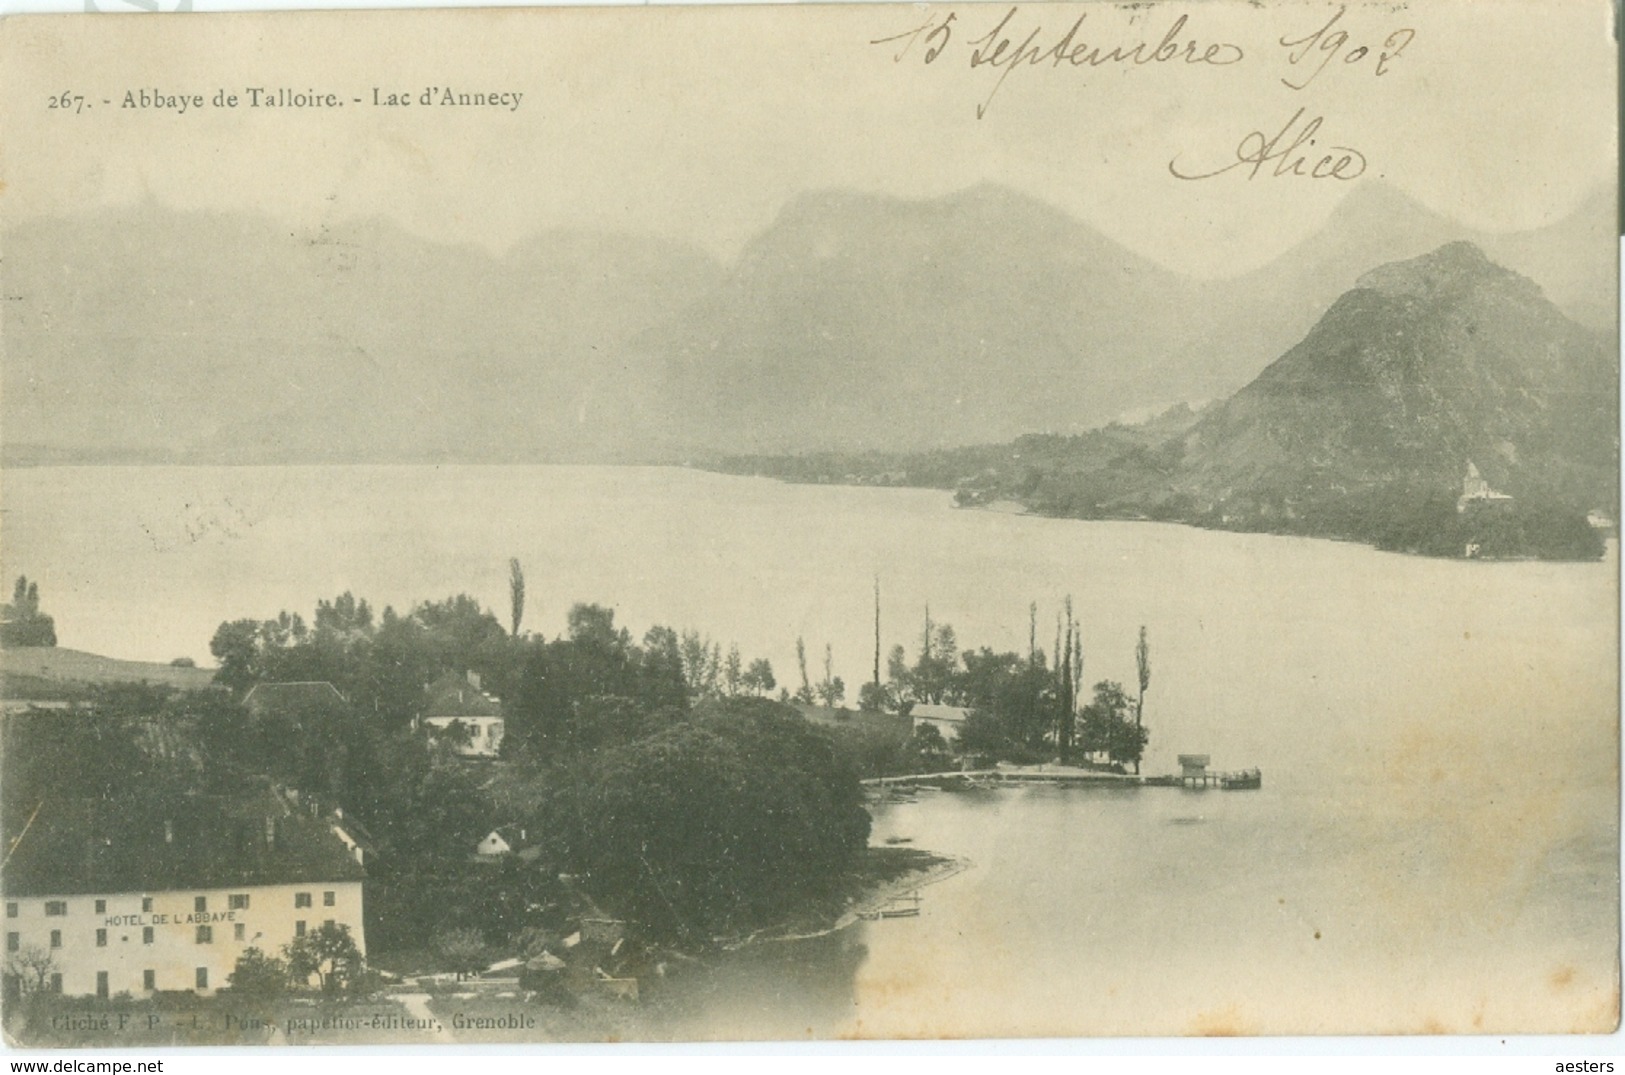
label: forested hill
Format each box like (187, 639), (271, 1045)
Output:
(718, 242), (1618, 561)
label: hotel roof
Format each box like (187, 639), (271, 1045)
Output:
(2, 783), (366, 898)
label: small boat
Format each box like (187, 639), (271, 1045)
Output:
(861, 892), (923, 920)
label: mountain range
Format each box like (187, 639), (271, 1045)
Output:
(725, 241), (1618, 559)
(1, 181), (1614, 466)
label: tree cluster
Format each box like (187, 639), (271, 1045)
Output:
(9, 582), (873, 960)
(1, 576), (57, 648)
(872, 605), (1152, 769)
(226, 923), (368, 1002)
(534, 697), (870, 941)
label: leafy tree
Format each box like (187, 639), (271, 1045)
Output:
(413, 594), (509, 680)
(568, 603), (630, 653)
(539, 699), (869, 940)
(434, 927), (490, 979)
(741, 658), (776, 697)
(1134, 626), (1151, 776)
(426, 718), (476, 753)
(0, 576), (56, 648)
(509, 558), (526, 637)
(909, 723), (953, 770)
(722, 644), (744, 697)
(501, 617), (687, 760)
(209, 619), (266, 694)
(955, 648), (1055, 758)
(353, 745), (491, 866)
(4, 945), (58, 996)
(284, 922), (362, 994)
(227, 947), (288, 1002)
(313, 592), (373, 638)
(887, 619), (961, 704)
(3, 706), (153, 833)
(815, 644), (846, 708)
(679, 631), (720, 698)
(1078, 680), (1148, 767)
(857, 680), (891, 712)
(238, 687), (367, 804)
(794, 637), (815, 704)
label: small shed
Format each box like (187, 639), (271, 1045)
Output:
(1177, 754), (1210, 781)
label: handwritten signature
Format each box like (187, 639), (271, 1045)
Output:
(1168, 107), (1366, 182)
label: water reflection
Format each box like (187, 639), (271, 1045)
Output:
(643, 928), (871, 1041)
(654, 777), (1616, 1039)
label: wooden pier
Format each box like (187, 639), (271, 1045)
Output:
(1171, 754), (1262, 790)
(863, 759), (1261, 792)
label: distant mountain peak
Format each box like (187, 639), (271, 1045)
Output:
(1353, 240), (1534, 302)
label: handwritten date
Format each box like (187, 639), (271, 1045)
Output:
(1278, 5), (1414, 91)
(872, 7), (1244, 119)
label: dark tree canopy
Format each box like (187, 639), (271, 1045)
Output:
(1078, 680), (1148, 766)
(1, 576), (57, 648)
(537, 698), (870, 940)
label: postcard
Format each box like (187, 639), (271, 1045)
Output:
(0, 0), (1617, 1045)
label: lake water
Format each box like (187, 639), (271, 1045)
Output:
(1, 465), (1617, 1036)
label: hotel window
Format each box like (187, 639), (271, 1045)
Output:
(143, 969), (155, 991)
(49, 930), (61, 949)
(94, 900), (106, 914)
(295, 892), (312, 909)
(295, 921), (306, 937)
(143, 927), (154, 945)
(196, 925), (213, 944)
(323, 919), (335, 930)
(229, 894), (249, 911)
(5, 933), (17, 953)
(194, 896), (207, 913)
(323, 891), (335, 907)
(96, 971), (108, 999)
(95, 928), (107, 947)
(5, 902), (16, 918)
(195, 967), (208, 991)
(49, 974), (61, 993)
(234, 924), (246, 942)
(142, 897), (153, 913)
(44, 901), (66, 917)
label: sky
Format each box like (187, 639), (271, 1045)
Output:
(0, 0), (1615, 276)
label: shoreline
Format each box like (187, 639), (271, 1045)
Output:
(722, 848), (970, 950)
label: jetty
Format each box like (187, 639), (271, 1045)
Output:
(864, 756), (1261, 792)
(864, 766), (1135, 790)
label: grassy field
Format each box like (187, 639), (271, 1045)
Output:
(1, 646), (217, 697)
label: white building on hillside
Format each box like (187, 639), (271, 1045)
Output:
(421, 671), (505, 757)
(1457, 462), (1514, 513)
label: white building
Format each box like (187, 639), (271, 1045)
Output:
(474, 824), (538, 861)
(2, 786), (366, 1000)
(1457, 461), (1513, 513)
(421, 671), (505, 757)
(910, 703), (972, 743)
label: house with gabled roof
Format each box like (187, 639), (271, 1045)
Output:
(421, 671), (505, 758)
(243, 680), (348, 715)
